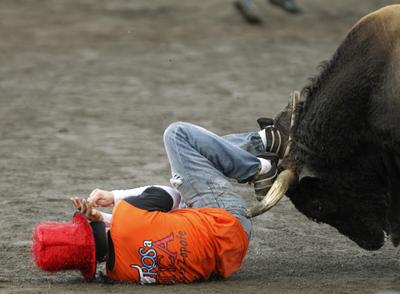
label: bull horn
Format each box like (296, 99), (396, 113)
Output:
(247, 169), (297, 218)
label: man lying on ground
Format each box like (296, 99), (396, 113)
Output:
(32, 103), (294, 284)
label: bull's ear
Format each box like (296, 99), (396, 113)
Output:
(298, 165), (319, 182)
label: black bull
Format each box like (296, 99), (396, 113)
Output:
(282, 5), (400, 250)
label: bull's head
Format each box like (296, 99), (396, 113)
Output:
(248, 91), (389, 251)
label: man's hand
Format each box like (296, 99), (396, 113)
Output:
(71, 197), (103, 222)
(87, 188), (114, 207)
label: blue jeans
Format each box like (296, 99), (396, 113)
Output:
(163, 122), (265, 238)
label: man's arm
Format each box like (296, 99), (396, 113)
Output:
(87, 185), (182, 224)
(88, 185), (181, 209)
(123, 186), (175, 212)
(111, 186), (151, 204)
(112, 185), (181, 208)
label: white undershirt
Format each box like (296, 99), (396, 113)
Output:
(99, 185), (183, 226)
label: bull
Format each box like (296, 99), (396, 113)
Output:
(249, 5), (400, 251)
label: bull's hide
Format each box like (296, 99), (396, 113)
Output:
(286, 5), (400, 250)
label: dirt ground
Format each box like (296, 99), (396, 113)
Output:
(1, 0), (400, 293)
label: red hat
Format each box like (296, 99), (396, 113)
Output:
(32, 213), (96, 281)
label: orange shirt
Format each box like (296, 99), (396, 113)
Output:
(106, 200), (249, 284)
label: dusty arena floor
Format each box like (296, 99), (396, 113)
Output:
(1, 0), (400, 293)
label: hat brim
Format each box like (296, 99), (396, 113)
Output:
(72, 213), (97, 282)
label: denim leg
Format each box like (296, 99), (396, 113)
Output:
(222, 132), (265, 156)
(163, 122), (255, 237)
